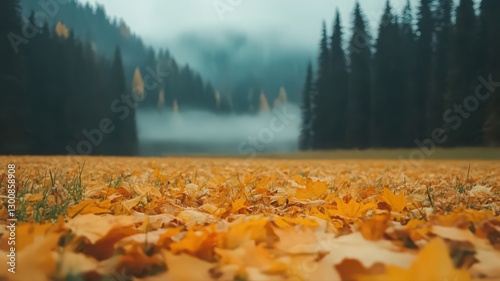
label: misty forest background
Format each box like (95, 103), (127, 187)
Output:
(0, 0), (499, 156)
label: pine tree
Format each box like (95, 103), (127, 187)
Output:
(0, 0), (31, 154)
(346, 3), (372, 149)
(400, 0), (419, 146)
(24, 16), (53, 153)
(446, 0), (481, 146)
(165, 57), (179, 111)
(429, 0), (453, 133)
(111, 47), (138, 155)
(111, 48), (127, 104)
(202, 82), (218, 112)
(178, 65), (195, 110)
(140, 47), (158, 107)
(311, 21), (331, 149)
(0, 0), (23, 67)
(299, 63), (314, 150)
(329, 10), (349, 148)
(192, 74), (205, 109)
(415, 0), (434, 140)
(45, 24), (74, 154)
(479, 0), (500, 145)
(372, 1), (403, 147)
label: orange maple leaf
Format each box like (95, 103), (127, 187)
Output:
(170, 230), (210, 254)
(231, 197), (247, 213)
(359, 238), (471, 281)
(67, 199), (111, 217)
(329, 199), (376, 218)
(295, 180), (329, 200)
(359, 214), (390, 241)
(381, 188), (407, 213)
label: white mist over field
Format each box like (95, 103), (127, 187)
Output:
(136, 105), (301, 156)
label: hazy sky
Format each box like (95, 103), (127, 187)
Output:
(84, 0), (417, 51)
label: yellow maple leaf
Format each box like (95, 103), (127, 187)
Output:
(381, 188), (407, 213)
(231, 197), (247, 213)
(294, 175), (306, 185)
(170, 229), (210, 254)
(153, 169), (168, 185)
(65, 214), (138, 244)
(406, 219), (432, 242)
(121, 196), (144, 211)
(139, 251), (214, 281)
(295, 180), (329, 200)
(329, 199), (375, 218)
(220, 217), (269, 249)
(7, 219), (65, 251)
(436, 209), (494, 226)
(0, 232), (60, 280)
(309, 207), (330, 220)
(274, 216), (319, 229)
(359, 214), (390, 241)
(216, 241), (288, 274)
(359, 238), (471, 281)
(200, 203), (227, 217)
(67, 199), (111, 217)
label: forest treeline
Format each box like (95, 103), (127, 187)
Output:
(0, 0), (226, 155)
(1, 2), (138, 155)
(18, 0), (281, 115)
(2, 0), (499, 156)
(300, 0), (500, 150)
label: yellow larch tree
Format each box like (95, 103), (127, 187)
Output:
(55, 22), (69, 39)
(274, 86), (288, 108)
(259, 91), (270, 113)
(158, 89), (165, 109)
(132, 67), (144, 98)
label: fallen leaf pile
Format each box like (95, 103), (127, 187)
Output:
(0, 156), (499, 281)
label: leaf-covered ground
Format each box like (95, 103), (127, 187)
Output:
(0, 156), (499, 281)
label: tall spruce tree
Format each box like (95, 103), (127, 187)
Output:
(24, 18), (53, 154)
(299, 63), (314, 150)
(203, 82), (218, 112)
(346, 2), (372, 149)
(429, 0), (453, 133)
(329, 10), (349, 148)
(415, 0), (434, 140)
(372, 1), (404, 147)
(400, 0), (419, 146)
(0, 0), (31, 154)
(479, 0), (500, 145)
(311, 21), (331, 149)
(446, 0), (481, 146)
(110, 47), (138, 155)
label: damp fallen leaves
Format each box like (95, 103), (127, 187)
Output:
(0, 157), (498, 281)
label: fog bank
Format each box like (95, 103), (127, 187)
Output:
(136, 105), (301, 156)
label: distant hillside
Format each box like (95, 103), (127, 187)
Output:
(20, 0), (149, 80)
(18, 0), (297, 114)
(19, 0), (219, 111)
(170, 30), (311, 105)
